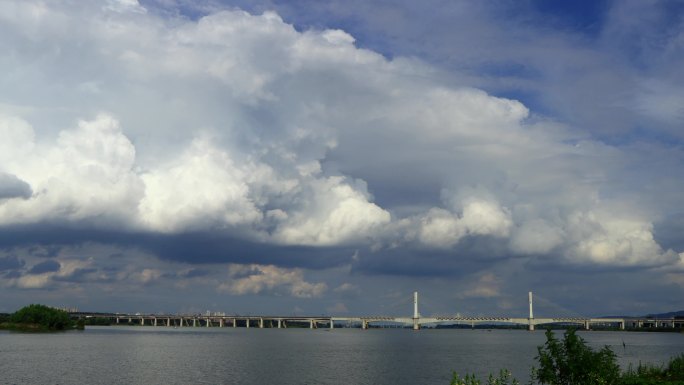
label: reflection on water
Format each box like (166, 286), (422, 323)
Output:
(1, 327), (682, 384)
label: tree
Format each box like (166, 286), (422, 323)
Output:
(9, 304), (73, 330)
(531, 328), (620, 385)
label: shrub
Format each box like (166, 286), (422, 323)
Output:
(621, 354), (684, 384)
(450, 370), (519, 385)
(531, 328), (621, 385)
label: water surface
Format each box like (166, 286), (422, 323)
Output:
(1, 327), (682, 384)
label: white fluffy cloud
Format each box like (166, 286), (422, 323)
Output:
(138, 136), (261, 232)
(417, 198), (512, 249)
(221, 264), (327, 298)
(0, 114), (142, 226)
(273, 176), (390, 246)
(0, 0), (680, 270)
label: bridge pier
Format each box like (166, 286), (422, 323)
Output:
(153, 318), (157, 327)
(260, 318), (264, 328)
(246, 319), (250, 328)
(232, 318), (236, 327)
(116, 317), (120, 324)
(140, 318), (144, 326)
(166, 318), (171, 327)
(584, 321), (590, 330)
(193, 318), (197, 327)
(277, 319), (282, 328)
(220, 319), (224, 327)
(309, 320), (314, 329)
(330, 318), (334, 330)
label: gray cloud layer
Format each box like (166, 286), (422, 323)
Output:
(0, 0), (682, 315)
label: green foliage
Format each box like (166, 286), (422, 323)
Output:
(666, 354), (684, 378)
(621, 354), (684, 385)
(449, 331), (682, 385)
(450, 370), (519, 385)
(9, 304), (73, 330)
(531, 328), (621, 385)
(84, 317), (112, 326)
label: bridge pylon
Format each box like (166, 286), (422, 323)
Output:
(528, 291), (534, 331)
(413, 291), (420, 330)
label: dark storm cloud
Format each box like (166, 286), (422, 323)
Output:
(3, 270), (22, 279)
(27, 260), (61, 274)
(0, 224), (354, 270)
(28, 245), (62, 259)
(0, 172), (32, 200)
(655, 213), (684, 252)
(0, 255), (25, 270)
(352, 236), (515, 277)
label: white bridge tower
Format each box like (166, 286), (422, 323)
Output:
(528, 291), (534, 331)
(413, 291), (420, 330)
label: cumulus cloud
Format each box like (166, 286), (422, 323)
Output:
(417, 198), (512, 248)
(0, 114), (142, 227)
(138, 136), (262, 232)
(273, 176), (390, 246)
(220, 264), (327, 298)
(0, 173), (32, 200)
(0, 0), (680, 277)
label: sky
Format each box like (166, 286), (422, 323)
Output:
(0, 0), (683, 318)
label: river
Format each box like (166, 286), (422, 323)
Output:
(1, 327), (683, 384)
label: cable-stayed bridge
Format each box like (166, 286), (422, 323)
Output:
(70, 292), (683, 330)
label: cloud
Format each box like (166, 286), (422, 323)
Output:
(27, 260), (61, 275)
(416, 198), (512, 249)
(105, 0), (146, 14)
(138, 136), (262, 232)
(510, 219), (564, 255)
(0, 255), (25, 271)
(0, 0), (681, 280)
(220, 264), (327, 298)
(0, 173), (32, 200)
(458, 273), (501, 299)
(0, 114), (143, 227)
(272, 176), (391, 246)
(327, 302), (348, 313)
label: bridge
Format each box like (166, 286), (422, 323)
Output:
(71, 292), (683, 331)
